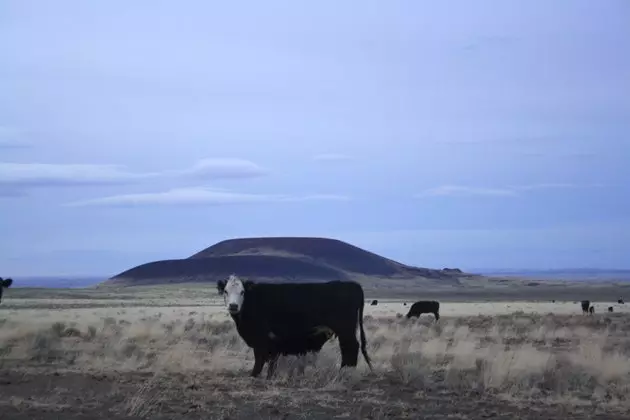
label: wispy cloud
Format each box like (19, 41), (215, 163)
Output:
(517, 151), (598, 159)
(173, 158), (268, 179)
(416, 185), (518, 198)
(0, 163), (155, 187)
(312, 153), (353, 162)
(0, 158), (268, 189)
(512, 183), (605, 191)
(65, 187), (350, 207)
(433, 137), (558, 146)
(415, 183), (604, 198)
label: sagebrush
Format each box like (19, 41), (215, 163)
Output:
(1, 310), (629, 407)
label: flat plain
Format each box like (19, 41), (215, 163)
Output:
(1, 282), (630, 419)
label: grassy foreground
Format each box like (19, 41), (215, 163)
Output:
(1, 285), (629, 419)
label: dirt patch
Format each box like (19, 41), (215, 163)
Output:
(1, 370), (626, 420)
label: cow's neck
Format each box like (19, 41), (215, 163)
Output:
(228, 302), (268, 348)
(229, 312), (242, 329)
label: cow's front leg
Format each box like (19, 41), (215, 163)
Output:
(251, 347), (267, 377)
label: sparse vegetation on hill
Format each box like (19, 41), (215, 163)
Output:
(105, 237), (473, 287)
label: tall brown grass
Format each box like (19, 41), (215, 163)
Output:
(1, 310), (629, 407)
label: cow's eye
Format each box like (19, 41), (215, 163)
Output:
(240, 291), (244, 296)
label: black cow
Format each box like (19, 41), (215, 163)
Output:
(217, 279), (336, 377)
(580, 300), (590, 314)
(0, 277), (13, 304)
(370, 300), (378, 306)
(217, 275), (373, 379)
(608, 306), (614, 313)
(406, 300), (440, 321)
(589, 306), (595, 315)
(618, 299), (624, 304)
(216, 278), (332, 375)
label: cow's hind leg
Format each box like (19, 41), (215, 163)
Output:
(266, 352), (280, 379)
(338, 334), (359, 368)
(297, 357), (306, 375)
(297, 353), (311, 375)
(251, 347), (267, 377)
(433, 311), (440, 321)
(309, 352), (319, 370)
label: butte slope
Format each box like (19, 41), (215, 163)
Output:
(103, 237), (470, 286)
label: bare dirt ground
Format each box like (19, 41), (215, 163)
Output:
(1, 285), (630, 419)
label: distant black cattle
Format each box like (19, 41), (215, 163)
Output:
(406, 300), (440, 321)
(552, 300), (555, 303)
(580, 300), (590, 314)
(618, 299), (624, 304)
(370, 300), (378, 306)
(608, 306), (614, 313)
(0, 277), (13, 304)
(217, 275), (372, 379)
(403, 302), (407, 306)
(589, 306), (595, 315)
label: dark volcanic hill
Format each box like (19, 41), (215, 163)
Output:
(104, 236), (472, 286)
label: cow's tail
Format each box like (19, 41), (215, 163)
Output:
(358, 299), (373, 372)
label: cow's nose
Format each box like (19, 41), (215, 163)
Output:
(228, 303), (238, 312)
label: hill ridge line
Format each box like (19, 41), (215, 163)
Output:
(103, 236), (474, 286)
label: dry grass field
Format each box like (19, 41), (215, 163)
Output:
(1, 284), (630, 419)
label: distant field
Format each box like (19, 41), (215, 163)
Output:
(7, 276), (630, 301)
(2, 297), (629, 320)
(476, 269), (630, 282)
(1, 283), (630, 419)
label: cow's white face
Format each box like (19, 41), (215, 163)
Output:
(221, 274), (245, 315)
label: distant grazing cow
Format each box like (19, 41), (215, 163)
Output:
(618, 299), (624, 304)
(589, 306), (595, 315)
(403, 302), (407, 306)
(580, 300), (590, 314)
(406, 300), (440, 321)
(217, 275), (372, 379)
(370, 300), (378, 306)
(0, 277), (13, 304)
(608, 306), (614, 313)
(552, 300), (555, 303)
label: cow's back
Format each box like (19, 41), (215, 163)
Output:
(250, 281), (364, 331)
(256, 281), (363, 310)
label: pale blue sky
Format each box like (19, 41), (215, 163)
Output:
(1, 0), (629, 277)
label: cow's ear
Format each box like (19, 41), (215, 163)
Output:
(216, 280), (226, 294)
(2, 278), (12, 288)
